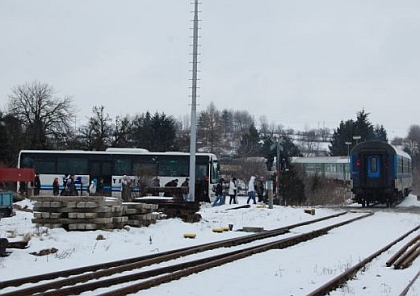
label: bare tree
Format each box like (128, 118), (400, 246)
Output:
(298, 130), (320, 156)
(197, 102), (224, 154)
(232, 110), (254, 134)
(78, 106), (113, 151)
(111, 115), (133, 148)
(242, 157), (269, 180)
(318, 128), (331, 142)
(258, 115), (278, 139)
(7, 81), (74, 149)
(405, 125), (420, 155)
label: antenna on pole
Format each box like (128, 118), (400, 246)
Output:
(188, 0), (201, 202)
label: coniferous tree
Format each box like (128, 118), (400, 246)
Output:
(0, 114), (8, 165)
(329, 120), (355, 156)
(149, 112), (177, 151)
(237, 123), (261, 157)
(373, 124), (388, 141)
(131, 112), (177, 151)
(329, 110), (388, 156)
(279, 165), (306, 205)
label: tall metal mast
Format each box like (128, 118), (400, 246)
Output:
(189, 0), (200, 202)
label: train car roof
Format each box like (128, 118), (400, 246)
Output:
(291, 156), (349, 164)
(350, 140), (411, 159)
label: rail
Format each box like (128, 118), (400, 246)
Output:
(0, 211), (371, 296)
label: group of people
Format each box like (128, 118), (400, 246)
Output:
(212, 175), (267, 207)
(33, 173), (266, 204)
(246, 175), (268, 204)
(51, 174), (103, 196)
(57, 174), (78, 196)
(212, 177), (239, 207)
(163, 178), (190, 201)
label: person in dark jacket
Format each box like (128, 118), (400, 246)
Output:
(52, 177), (60, 196)
(33, 174), (41, 196)
(67, 174), (78, 196)
(212, 178), (224, 207)
(181, 178), (189, 201)
(163, 179), (178, 197)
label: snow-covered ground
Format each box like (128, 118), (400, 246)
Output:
(1, 195), (420, 295)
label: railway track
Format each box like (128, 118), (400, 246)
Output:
(0, 211), (370, 295)
(307, 224), (420, 296)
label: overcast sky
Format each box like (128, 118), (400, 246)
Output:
(1, 1), (420, 138)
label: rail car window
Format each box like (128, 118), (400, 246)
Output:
(400, 157), (403, 174)
(370, 157), (378, 173)
(367, 156), (381, 178)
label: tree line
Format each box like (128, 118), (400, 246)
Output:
(1, 81), (420, 173)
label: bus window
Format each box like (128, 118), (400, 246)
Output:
(114, 158), (132, 175)
(33, 159), (55, 174)
(158, 156), (188, 177)
(196, 165), (207, 180)
(210, 162), (219, 184)
(102, 162), (112, 176)
(91, 162), (101, 177)
(20, 156), (34, 168)
(57, 158), (88, 174)
(133, 163), (158, 177)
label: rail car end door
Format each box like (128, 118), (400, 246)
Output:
(361, 153), (386, 188)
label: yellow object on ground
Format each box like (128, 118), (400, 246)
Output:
(304, 209), (315, 215)
(183, 233), (196, 238)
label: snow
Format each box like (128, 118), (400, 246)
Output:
(1, 195), (420, 295)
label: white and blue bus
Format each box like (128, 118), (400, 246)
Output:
(18, 148), (219, 202)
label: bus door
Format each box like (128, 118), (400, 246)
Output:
(91, 160), (112, 196)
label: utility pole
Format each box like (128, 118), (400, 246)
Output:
(189, 0), (200, 202)
(276, 138), (283, 200)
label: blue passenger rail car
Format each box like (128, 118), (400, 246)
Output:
(350, 140), (412, 207)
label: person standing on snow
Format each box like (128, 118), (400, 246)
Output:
(247, 175), (256, 204)
(212, 178), (225, 207)
(228, 177), (237, 204)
